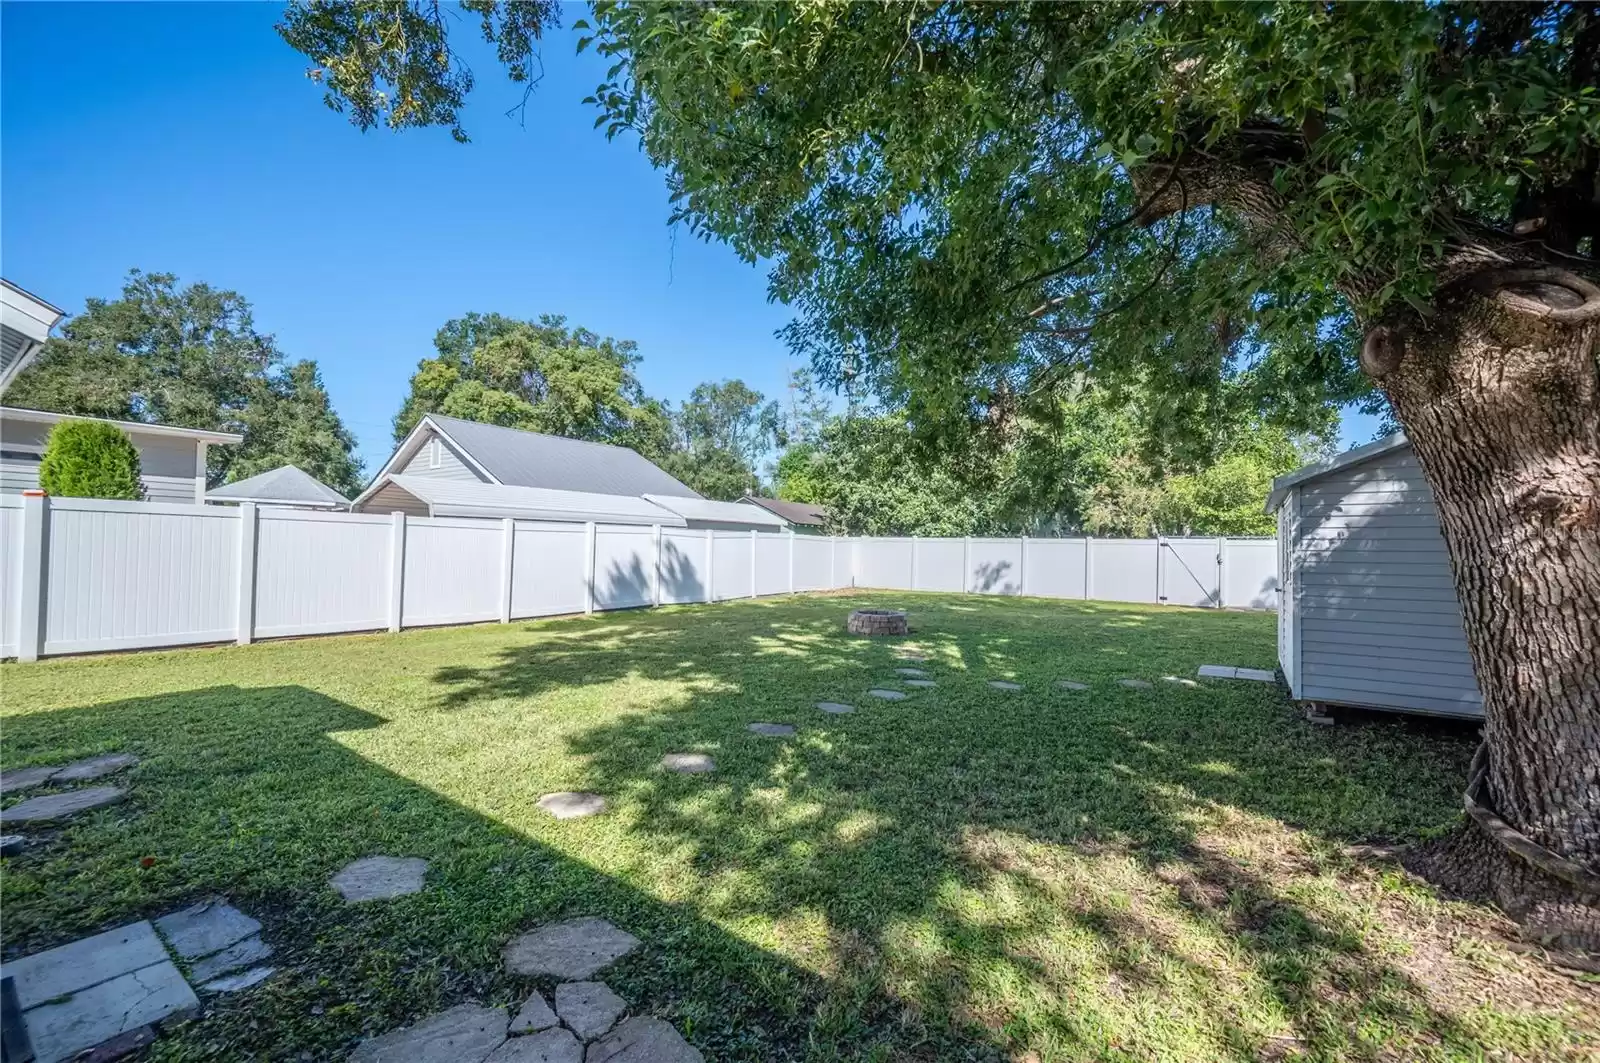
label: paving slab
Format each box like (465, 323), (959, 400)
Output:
(155, 900), (261, 961)
(538, 793), (607, 820)
(74, 1025), (156, 1062)
(987, 681), (1022, 692)
(893, 667), (929, 678)
(0, 765), (60, 794)
(488, 1027), (583, 1063)
(866, 689), (906, 701)
(1056, 680), (1089, 691)
(52, 754), (139, 784)
(0, 834), (24, 856)
(0, 786), (125, 824)
(904, 679), (937, 688)
(22, 960), (197, 1063)
(659, 754), (715, 774)
(1235, 667), (1277, 683)
(746, 723), (795, 737)
(200, 965), (275, 994)
(1162, 676), (1200, 688)
(815, 702), (854, 714)
(555, 981), (626, 1041)
(2, 921), (168, 1010)
(189, 934), (273, 983)
(1118, 679), (1152, 690)
(347, 1003), (509, 1063)
(509, 991), (559, 1034)
(504, 918), (641, 980)
(585, 1017), (704, 1063)
(1197, 664), (1237, 679)
(331, 856), (430, 902)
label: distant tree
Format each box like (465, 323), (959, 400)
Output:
(37, 420), (143, 501)
(8, 270), (362, 492)
(665, 379), (781, 499)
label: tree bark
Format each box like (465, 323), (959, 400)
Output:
(1371, 268), (1600, 949)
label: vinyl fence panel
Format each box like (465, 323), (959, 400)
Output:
(594, 525), (655, 610)
(658, 529), (708, 604)
(0, 498), (20, 657)
(43, 498), (238, 654)
(711, 531), (753, 601)
(913, 539), (965, 592)
(511, 522), (589, 617)
(967, 539), (1023, 595)
(857, 538), (914, 590)
(1088, 539), (1160, 603)
(402, 517), (503, 627)
(755, 532), (789, 597)
(1223, 537), (1280, 609)
(791, 535), (833, 591)
(254, 508), (391, 638)
(1022, 538), (1087, 600)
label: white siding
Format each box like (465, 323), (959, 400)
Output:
(0, 419), (204, 502)
(1291, 447), (1482, 717)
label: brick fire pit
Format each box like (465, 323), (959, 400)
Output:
(847, 609), (909, 636)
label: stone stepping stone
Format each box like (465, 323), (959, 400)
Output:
(987, 681), (1022, 692)
(586, 1017), (704, 1063)
(487, 1027), (582, 1063)
(660, 754), (715, 774)
(538, 792), (606, 820)
(331, 856), (430, 902)
(155, 900), (261, 960)
(190, 933), (273, 982)
(0, 785), (124, 823)
(1197, 664), (1277, 682)
(554, 981), (626, 1041)
(815, 702), (854, 714)
(1162, 676), (1199, 688)
(504, 917), (641, 980)
(1118, 679), (1152, 690)
(904, 679), (937, 688)
(866, 689), (906, 700)
(200, 965), (275, 994)
(747, 723), (795, 737)
(894, 667), (929, 678)
(0, 753), (138, 795)
(0, 834), (25, 856)
(510, 990), (559, 1033)
(348, 1002), (508, 1063)
(0, 765), (59, 794)
(1056, 680), (1089, 691)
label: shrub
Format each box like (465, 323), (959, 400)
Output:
(37, 420), (144, 500)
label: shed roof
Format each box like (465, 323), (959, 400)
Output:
(642, 494), (787, 528)
(0, 406), (243, 444)
(207, 465), (349, 508)
(740, 496), (829, 526)
(424, 414), (701, 498)
(381, 474), (687, 526)
(1265, 432), (1411, 513)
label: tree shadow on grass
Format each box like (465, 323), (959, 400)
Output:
(0, 684), (996, 1061)
(422, 594), (1582, 1060)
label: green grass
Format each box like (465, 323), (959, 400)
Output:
(2, 593), (1593, 1061)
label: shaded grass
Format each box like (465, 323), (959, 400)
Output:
(1, 593), (1593, 1061)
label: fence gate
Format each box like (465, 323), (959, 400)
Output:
(1158, 537), (1223, 608)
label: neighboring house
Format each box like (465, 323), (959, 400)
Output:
(740, 495), (830, 534)
(1268, 432), (1482, 719)
(0, 407), (241, 503)
(1, 280), (65, 392)
(207, 465), (349, 510)
(353, 414), (780, 529)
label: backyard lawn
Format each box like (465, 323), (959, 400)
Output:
(1, 593), (1594, 1061)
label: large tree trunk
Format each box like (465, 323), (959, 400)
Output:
(1368, 268), (1600, 949)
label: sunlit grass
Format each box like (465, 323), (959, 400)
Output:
(2, 593), (1593, 1061)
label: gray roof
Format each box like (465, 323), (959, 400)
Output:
(208, 465), (349, 508)
(428, 414), (701, 498)
(383, 475), (687, 525)
(741, 496), (829, 526)
(1265, 432), (1410, 512)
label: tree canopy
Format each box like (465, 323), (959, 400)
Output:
(8, 270), (363, 496)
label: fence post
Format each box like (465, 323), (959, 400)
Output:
(787, 528), (795, 594)
(1215, 535), (1227, 608)
(1156, 536), (1167, 604)
(1084, 536), (1094, 601)
(749, 528), (758, 598)
(584, 521), (597, 615)
(499, 518), (515, 623)
(1019, 535), (1028, 597)
(17, 491), (48, 662)
(705, 532), (715, 602)
(387, 512), (406, 632)
(652, 524), (663, 607)
(963, 536), (972, 593)
(829, 536), (837, 589)
(910, 536), (920, 591)
(235, 503), (258, 645)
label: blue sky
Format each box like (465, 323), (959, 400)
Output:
(2, 2), (1378, 475)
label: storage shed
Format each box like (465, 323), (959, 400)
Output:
(1267, 432), (1483, 719)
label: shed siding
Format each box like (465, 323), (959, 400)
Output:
(1293, 447), (1482, 717)
(0, 420), (202, 503)
(363, 481), (431, 517)
(398, 429), (484, 482)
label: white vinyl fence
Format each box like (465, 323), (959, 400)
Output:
(0, 494), (1278, 661)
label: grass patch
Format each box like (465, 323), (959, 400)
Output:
(2, 593), (1594, 1060)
